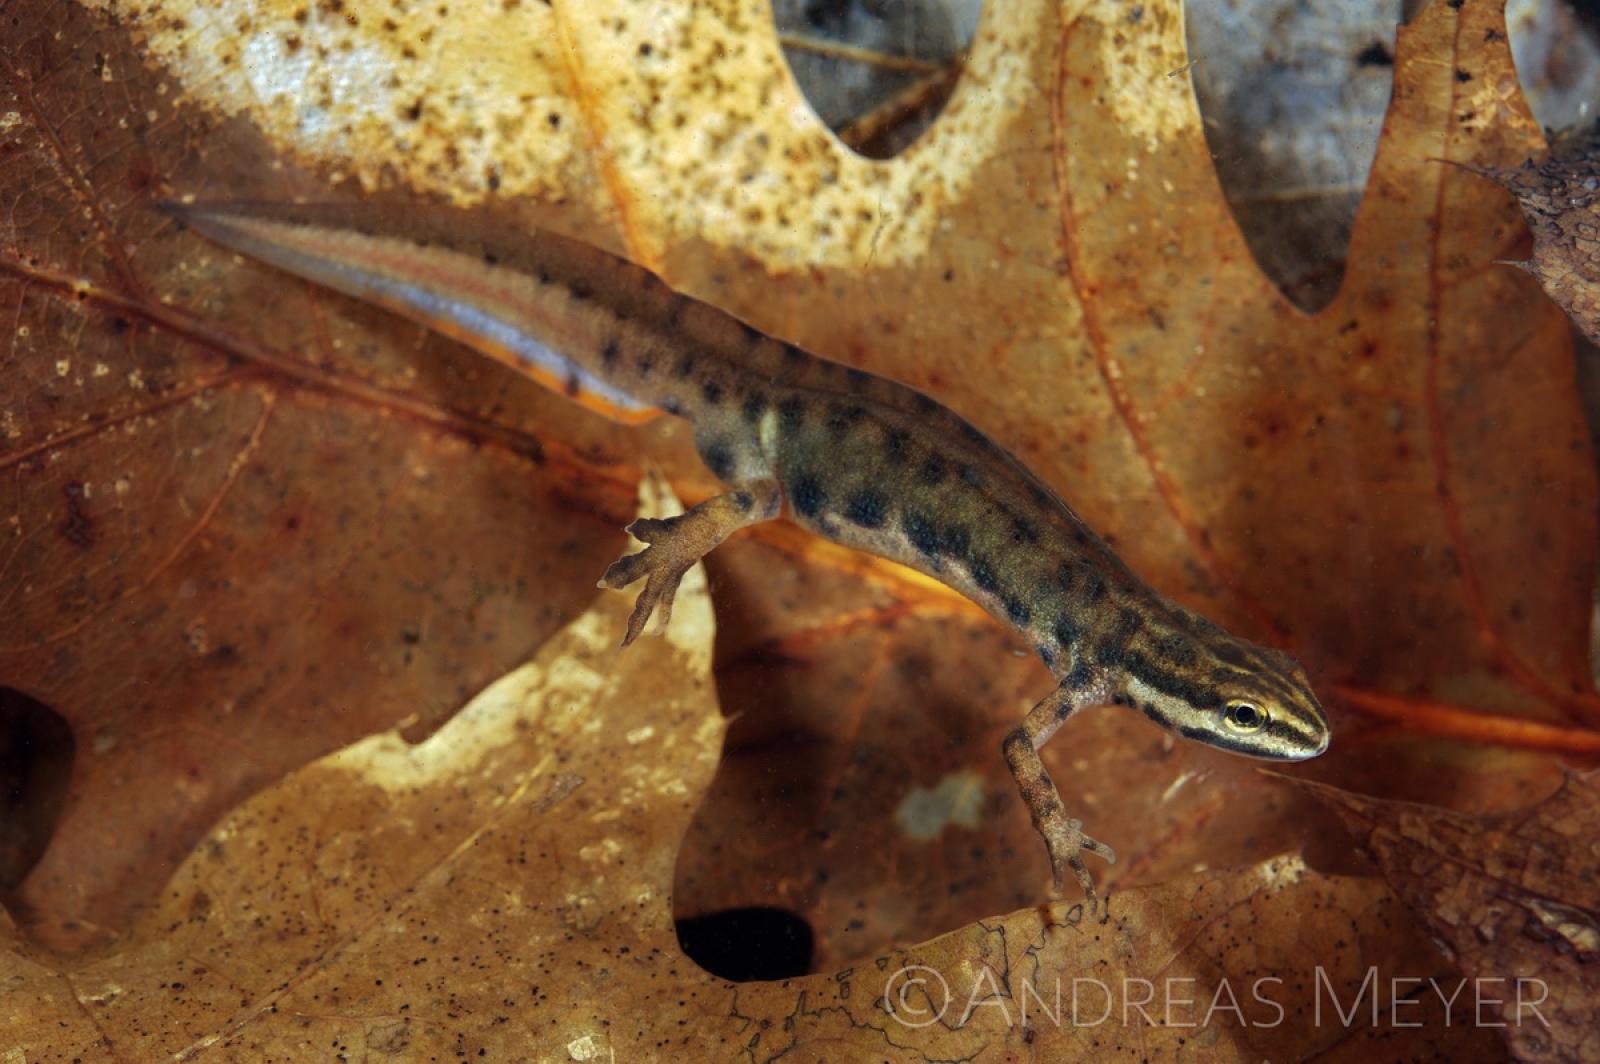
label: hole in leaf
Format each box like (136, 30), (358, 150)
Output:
(676, 906), (815, 981)
(773, 0), (982, 158)
(0, 687), (75, 892)
(1186, 2), (1399, 311)
(1509, 0), (1600, 133)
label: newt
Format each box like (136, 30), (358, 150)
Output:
(165, 202), (1332, 906)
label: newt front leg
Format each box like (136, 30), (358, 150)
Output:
(1002, 684), (1117, 908)
(600, 478), (783, 646)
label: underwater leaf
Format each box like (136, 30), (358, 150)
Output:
(677, 0), (1599, 965)
(0, 558), (1509, 1059)
(1480, 122), (1600, 347)
(0, 0), (1595, 1041)
(1302, 772), (1600, 1062)
(0, 0), (640, 948)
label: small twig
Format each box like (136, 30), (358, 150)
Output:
(778, 32), (945, 75)
(1335, 685), (1600, 756)
(836, 56), (965, 155)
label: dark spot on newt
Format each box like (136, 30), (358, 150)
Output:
(941, 524), (971, 558)
(637, 352), (656, 375)
(733, 489), (754, 512)
(791, 472), (825, 517)
(1094, 642), (1125, 668)
(846, 367), (869, 388)
(778, 397), (806, 432)
(1011, 518), (1039, 544)
(701, 379), (724, 405)
(970, 556), (999, 593)
(742, 394), (766, 423)
(1053, 617), (1082, 650)
(845, 489), (888, 528)
(675, 354), (695, 378)
(1211, 642), (1254, 670)
(1064, 662), (1094, 688)
(701, 441), (734, 480)
(1083, 571), (1107, 603)
(600, 339), (621, 368)
(1038, 645), (1056, 669)
(569, 282), (591, 301)
(913, 392), (938, 413)
(827, 405), (865, 433)
(1003, 596), (1031, 625)
(782, 344), (805, 364)
(960, 465), (981, 487)
(739, 321), (763, 346)
(1055, 561), (1077, 591)
(921, 456), (946, 485)
(884, 428), (910, 460)
(902, 511), (941, 560)
(1113, 608), (1142, 641)
(1155, 633), (1197, 667)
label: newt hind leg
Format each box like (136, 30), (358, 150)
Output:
(599, 477), (782, 646)
(1002, 684), (1116, 908)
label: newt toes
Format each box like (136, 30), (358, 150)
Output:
(598, 479), (781, 646)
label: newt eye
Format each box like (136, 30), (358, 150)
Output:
(1222, 700), (1268, 733)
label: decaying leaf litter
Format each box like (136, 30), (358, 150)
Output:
(0, 0), (1595, 1059)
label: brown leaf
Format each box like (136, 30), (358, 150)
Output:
(0, 561), (1508, 1059)
(676, 0), (1599, 967)
(1479, 122), (1600, 346)
(0, 0), (641, 947)
(1301, 772), (1600, 1063)
(680, 0), (1593, 710)
(0, 0), (1595, 1029)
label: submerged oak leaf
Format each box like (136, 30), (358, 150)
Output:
(0, 555), (1505, 1062)
(0, 0), (645, 949)
(1302, 772), (1600, 1062)
(676, 0), (1600, 966)
(1, 0), (1595, 999)
(0, 474), (732, 1059)
(1476, 120), (1600, 345)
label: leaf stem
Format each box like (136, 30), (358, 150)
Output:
(1335, 685), (1600, 756)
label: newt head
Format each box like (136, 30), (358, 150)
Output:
(1119, 614), (1331, 761)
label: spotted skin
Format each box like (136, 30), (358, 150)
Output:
(170, 202), (1333, 907)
